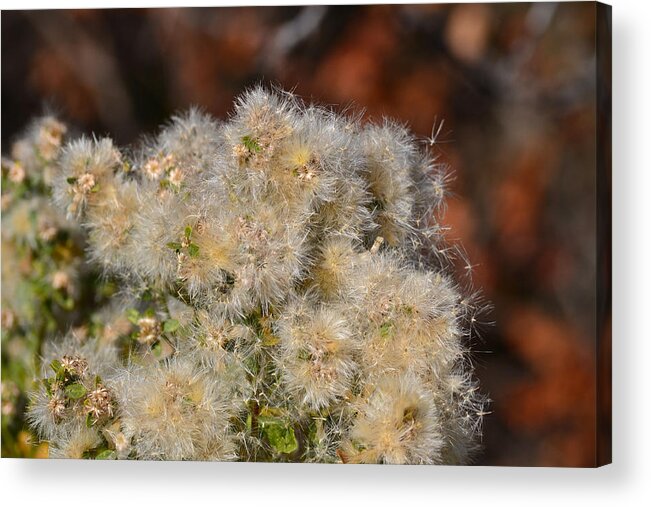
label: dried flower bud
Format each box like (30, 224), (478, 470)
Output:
(137, 317), (161, 345)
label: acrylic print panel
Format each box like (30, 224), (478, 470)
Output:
(0, 2), (611, 467)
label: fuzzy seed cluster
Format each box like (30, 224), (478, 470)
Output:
(20, 88), (487, 463)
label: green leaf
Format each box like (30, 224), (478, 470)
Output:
(308, 419), (319, 446)
(184, 226), (192, 240)
(86, 412), (94, 428)
(379, 321), (394, 339)
(51, 290), (74, 310)
(166, 242), (182, 251)
(163, 319), (180, 333)
(242, 135), (262, 153)
(257, 416), (278, 426)
(62, 297), (74, 311)
(95, 449), (116, 460)
(66, 176), (77, 184)
(187, 243), (200, 257)
(43, 378), (53, 396)
(152, 341), (162, 357)
(297, 349), (312, 361)
(126, 308), (140, 325)
(50, 359), (63, 374)
(65, 383), (87, 400)
(264, 422), (298, 455)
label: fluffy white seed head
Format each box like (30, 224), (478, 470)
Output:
(349, 252), (464, 380)
(47, 424), (102, 459)
(361, 122), (418, 247)
(113, 357), (236, 461)
(276, 298), (358, 410)
(7, 115), (67, 185)
(53, 137), (123, 220)
(27, 334), (119, 443)
(85, 179), (140, 272)
(125, 192), (188, 288)
(342, 373), (443, 464)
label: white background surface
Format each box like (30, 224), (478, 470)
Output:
(1, 0), (649, 505)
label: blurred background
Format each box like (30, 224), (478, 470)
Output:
(1, 2), (609, 466)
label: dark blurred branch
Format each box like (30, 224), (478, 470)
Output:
(261, 6), (328, 71)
